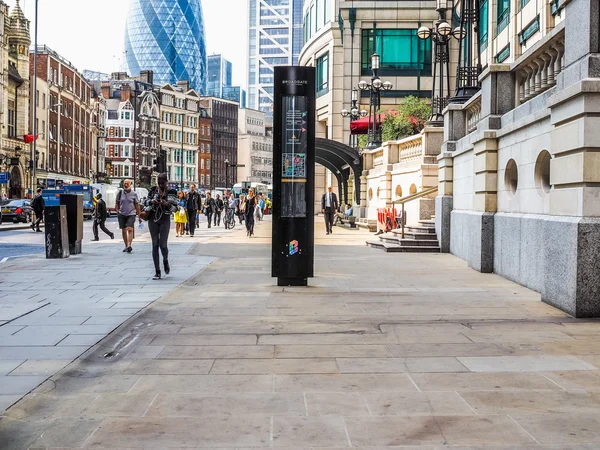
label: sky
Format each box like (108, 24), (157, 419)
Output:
(10, 0), (248, 86)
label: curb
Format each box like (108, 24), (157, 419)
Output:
(0, 224), (45, 232)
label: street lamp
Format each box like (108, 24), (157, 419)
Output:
(358, 53), (393, 150)
(340, 88), (367, 152)
(417, 10), (460, 124)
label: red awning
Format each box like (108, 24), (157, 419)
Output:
(350, 111), (397, 135)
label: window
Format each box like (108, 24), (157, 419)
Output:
(201, 159), (205, 169)
(207, 159), (211, 170)
(123, 145), (131, 158)
(207, 175), (210, 186)
(316, 53), (329, 96)
(497, 0), (510, 34)
(207, 144), (211, 153)
(201, 143), (205, 153)
(42, 93), (46, 109)
(361, 29), (432, 76)
(201, 125), (205, 135)
(7, 100), (16, 138)
(479, 0), (489, 51)
(201, 174), (205, 185)
(207, 127), (211, 136)
(495, 44), (510, 63)
(124, 128), (131, 138)
(519, 16), (540, 45)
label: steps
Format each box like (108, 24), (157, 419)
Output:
(366, 218), (441, 253)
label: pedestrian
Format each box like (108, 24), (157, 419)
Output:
(174, 191), (188, 237)
(245, 188), (257, 237)
(1, 192), (8, 204)
(214, 194), (224, 227)
(30, 187), (45, 233)
(321, 185), (338, 235)
(115, 179), (141, 253)
(186, 184), (201, 237)
(91, 193), (115, 241)
(238, 195), (246, 224)
(226, 193), (237, 229)
(258, 194), (265, 220)
(145, 173), (178, 280)
(204, 192), (216, 228)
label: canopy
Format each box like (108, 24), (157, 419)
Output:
(350, 111), (397, 135)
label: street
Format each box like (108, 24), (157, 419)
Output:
(1, 217), (600, 448)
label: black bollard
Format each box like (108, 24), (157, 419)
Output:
(45, 205), (70, 259)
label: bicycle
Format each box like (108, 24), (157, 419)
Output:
(224, 206), (236, 230)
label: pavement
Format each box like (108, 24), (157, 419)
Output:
(1, 217), (600, 449)
(0, 214), (230, 417)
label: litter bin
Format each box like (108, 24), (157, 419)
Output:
(59, 194), (83, 255)
(45, 205), (69, 259)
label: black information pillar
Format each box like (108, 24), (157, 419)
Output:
(272, 66), (315, 287)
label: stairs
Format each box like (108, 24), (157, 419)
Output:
(366, 219), (441, 253)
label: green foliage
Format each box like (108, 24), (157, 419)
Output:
(357, 96), (430, 151)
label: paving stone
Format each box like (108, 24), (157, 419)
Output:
(541, 370), (600, 390)
(0, 360), (25, 375)
(151, 333), (257, 345)
(304, 392), (369, 416)
(158, 345), (274, 359)
(458, 355), (597, 372)
(57, 334), (107, 346)
(123, 359), (213, 375)
(345, 416), (535, 446)
(147, 392), (305, 417)
(274, 374), (418, 392)
(365, 391), (476, 416)
(411, 372), (562, 391)
(272, 416), (349, 447)
(85, 417), (270, 448)
(8, 360), (70, 376)
(274, 344), (392, 358)
(129, 374), (274, 393)
(210, 358), (339, 374)
(387, 343), (505, 358)
(0, 395), (21, 412)
(461, 390), (600, 415)
(44, 375), (141, 395)
(0, 346), (87, 361)
(0, 375), (47, 395)
(513, 413), (600, 444)
(258, 333), (366, 345)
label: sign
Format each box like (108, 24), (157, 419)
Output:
(47, 179), (56, 188)
(0, 172), (9, 184)
(271, 66), (315, 287)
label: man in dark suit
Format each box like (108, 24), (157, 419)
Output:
(321, 185), (339, 235)
(91, 193), (114, 241)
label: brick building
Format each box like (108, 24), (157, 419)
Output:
(198, 111), (212, 189)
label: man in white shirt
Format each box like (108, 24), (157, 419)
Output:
(321, 186), (339, 235)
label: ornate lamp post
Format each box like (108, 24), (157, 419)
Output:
(417, 10), (466, 124)
(358, 53), (393, 150)
(340, 88), (367, 152)
(453, 0), (481, 102)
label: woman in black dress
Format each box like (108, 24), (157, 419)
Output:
(244, 188), (257, 237)
(144, 173), (178, 280)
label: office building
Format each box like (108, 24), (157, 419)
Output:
(207, 54), (232, 98)
(124, 0), (207, 94)
(159, 81), (200, 189)
(237, 108), (272, 185)
(199, 97), (238, 189)
(247, 0), (303, 120)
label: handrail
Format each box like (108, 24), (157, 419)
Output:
(391, 186), (438, 238)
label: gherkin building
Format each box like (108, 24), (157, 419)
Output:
(124, 0), (207, 94)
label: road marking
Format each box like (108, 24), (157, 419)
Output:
(0, 257), (8, 263)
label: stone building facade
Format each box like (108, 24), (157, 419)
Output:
(0, 1), (30, 198)
(435, 0), (600, 317)
(237, 108), (273, 185)
(159, 82), (200, 189)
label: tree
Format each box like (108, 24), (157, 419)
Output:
(358, 96), (430, 150)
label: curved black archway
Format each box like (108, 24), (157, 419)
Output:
(315, 138), (362, 204)
(316, 156), (348, 205)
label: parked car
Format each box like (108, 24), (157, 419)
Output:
(1, 199), (33, 223)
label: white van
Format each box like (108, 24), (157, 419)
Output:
(91, 184), (119, 216)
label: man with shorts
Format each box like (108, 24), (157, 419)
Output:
(115, 179), (141, 253)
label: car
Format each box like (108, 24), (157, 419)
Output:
(1, 199), (33, 223)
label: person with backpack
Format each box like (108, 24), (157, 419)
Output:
(91, 193), (114, 241)
(30, 188), (45, 232)
(115, 179), (141, 253)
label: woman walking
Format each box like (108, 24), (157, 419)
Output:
(245, 189), (257, 237)
(144, 173), (178, 280)
(238, 195), (246, 224)
(174, 191), (188, 237)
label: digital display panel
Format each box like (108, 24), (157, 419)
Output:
(281, 95), (308, 218)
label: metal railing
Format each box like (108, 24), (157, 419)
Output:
(392, 185), (438, 238)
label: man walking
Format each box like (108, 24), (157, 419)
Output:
(204, 192), (216, 228)
(214, 194), (224, 227)
(186, 184), (201, 237)
(91, 193), (114, 241)
(115, 179), (141, 253)
(321, 185), (338, 235)
(30, 188), (45, 232)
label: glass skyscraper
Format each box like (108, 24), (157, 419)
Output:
(247, 0), (303, 119)
(124, 0), (207, 94)
(207, 55), (233, 98)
